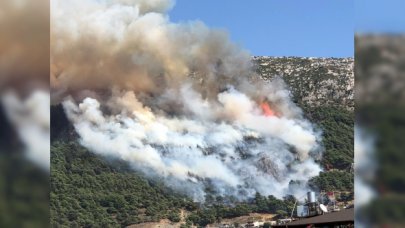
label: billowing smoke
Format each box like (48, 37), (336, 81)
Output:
(0, 0), (50, 170)
(51, 0), (252, 101)
(1, 90), (50, 171)
(53, 0), (322, 201)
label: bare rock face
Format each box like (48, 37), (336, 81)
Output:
(253, 56), (354, 111)
(356, 35), (405, 104)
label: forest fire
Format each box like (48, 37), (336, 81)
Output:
(54, 0), (322, 201)
(260, 101), (275, 117)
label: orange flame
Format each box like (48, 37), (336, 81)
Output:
(260, 101), (275, 117)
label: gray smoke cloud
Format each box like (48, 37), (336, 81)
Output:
(54, 0), (323, 201)
(0, 0), (49, 89)
(51, 0), (252, 101)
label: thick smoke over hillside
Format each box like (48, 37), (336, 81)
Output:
(53, 0), (322, 200)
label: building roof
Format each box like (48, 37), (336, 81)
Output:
(273, 208), (354, 227)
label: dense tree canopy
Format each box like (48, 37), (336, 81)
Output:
(51, 141), (302, 227)
(51, 141), (196, 227)
(303, 105), (354, 170)
(309, 171), (354, 192)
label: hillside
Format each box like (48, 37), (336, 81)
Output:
(253, 56), (354, 110)
(355, 35), (405, 225)
(254, 57), (354, 171)
(50, 140), (197, 227)
(51, 57), (354, 227)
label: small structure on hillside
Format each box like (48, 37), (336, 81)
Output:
(295, 192), (323, 218)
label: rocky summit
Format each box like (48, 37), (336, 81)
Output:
(253, 56), (354, 110)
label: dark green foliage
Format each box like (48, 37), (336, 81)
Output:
(168, 210), (181, 222)
(50, 105), (76, 141)
(187, 209), (218, 226)
(303, 106), (354, 170)
(263, 222), (271, 228)
(299, 106), (354, 194)
(309, 171), (354, 192)
(51, 141), (195, 227)
(360, 196), (405, 224)
(180, 223), (192, 228)
(186, 193), (295, 227)
(253, 193), (295, 216)
(0, 153), (49, 228)
(52, 141), (298, 227)
(51, 132), (354, 227)
(358, 105), (405, 193)
(1, 105), (49, 227)
(337, 192), (354, 202)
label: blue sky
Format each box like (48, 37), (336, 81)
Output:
(356, 0), (405, 33)
(169, 0), (354, 57)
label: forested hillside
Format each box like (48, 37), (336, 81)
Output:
(51, 57), (354, 227)
(51, 139), (311, 227)
(51, 141), (197, 227)
(253, 57), (354, 193)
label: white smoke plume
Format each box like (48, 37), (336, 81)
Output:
(63, 85), (321, 200)
(1, 90), (50, 171)
(0, 0), (50, 171)
(53, 0), (323, 201)
(354, 126), (376, 208)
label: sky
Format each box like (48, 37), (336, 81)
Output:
(355, 0), (405, 33)
(169, 0), (354, 57)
